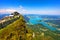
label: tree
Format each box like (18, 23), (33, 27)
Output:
(11, 12), (20, 16)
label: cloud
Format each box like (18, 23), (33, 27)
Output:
(27, 10), (60, 15)
(17, 5), (60, 15)
(0, 9), (16, 13)
(0, 5), (28, 14)
(0, 5), (60, 15)
(17, 5), (28, 14)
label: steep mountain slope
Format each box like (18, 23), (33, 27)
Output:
(27, 24), (60, 40)
(0, 15), (33, 40)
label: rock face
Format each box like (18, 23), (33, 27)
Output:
(0, 15), (33, 40)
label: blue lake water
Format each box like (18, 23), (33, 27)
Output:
(29, 17), (58, 31)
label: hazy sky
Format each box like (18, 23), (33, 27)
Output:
(0, 0), (60, 15)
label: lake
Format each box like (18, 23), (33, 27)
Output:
(25, 16), (60, 31)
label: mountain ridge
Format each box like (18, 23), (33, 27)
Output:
(0, 14), (33, 40)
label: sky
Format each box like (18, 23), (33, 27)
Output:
(0, 0), (60, 15)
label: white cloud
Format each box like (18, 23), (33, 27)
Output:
(27, 10), (60, 15)
(17, 5), (28, 14)
(0, 9), (16, 13)
(0, 5), (60, 15)
(17, 5), (60, 15)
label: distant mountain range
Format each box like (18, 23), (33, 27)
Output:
(0, 14), (60, 20)
(0, 14), (10, 19)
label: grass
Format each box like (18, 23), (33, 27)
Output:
(0, 15), (33, 40)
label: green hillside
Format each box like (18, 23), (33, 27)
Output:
(0, 15), (33, 40)
(27, 24), (60, 40)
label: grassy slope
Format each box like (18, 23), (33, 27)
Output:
(0, 15), (33, 40)
(27, 24), (60, 40)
